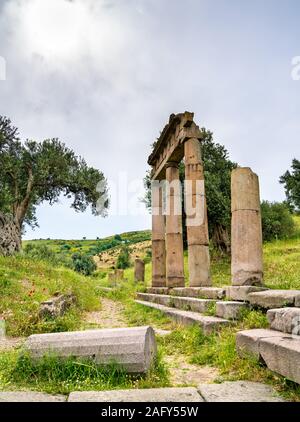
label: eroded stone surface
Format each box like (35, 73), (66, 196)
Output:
(24, 326), (157, 374)
(39, 293), (76, 319)
(170, 287), (226, 300)
(198, 381), (285, 402)
(248, 290), (300, 309)
(68, 387), (203, 402)
(226, 286), (268, 302)
(0, 392), (66, 402)
(216, 301), (248, 320)
(267, 308), (300, 335)
(137, 292), (215, 313)
(236, 328), (284, 358)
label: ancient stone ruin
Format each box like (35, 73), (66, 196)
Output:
(148, 112), (263, 290)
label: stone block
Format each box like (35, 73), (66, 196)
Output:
(170, 287), (226, 300)
(134, 259), (145, 282)
(267, 308), (300, 335)
(226, 286), (268, 302)
(236, 328), (284, 358)
(39, 293), (76, 319)
(259, 336), (300, 385)
(68, 387), (203, 402)
(198, 381), (284, 402)
(0, 392), (66, 402)
(248, 290), (300, 309)
(23, 326), (156, 374)
(216, 301), (248, 320)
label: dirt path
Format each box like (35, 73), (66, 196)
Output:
(84, 297), (128, 329)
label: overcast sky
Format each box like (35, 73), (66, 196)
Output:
(0, 0), (300, 240)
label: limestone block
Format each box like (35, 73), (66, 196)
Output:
(226, 286), (268, 302)
(0, 392), (66, 402)
(248, 290), (300, 309)
(24, 326), (157, 374)
(236, 328), (286, 358)
(216, 301), (248, 320)
(198, 381), (284, 402)
(170, 287), (226, 300)
(68, 387), (203, 402)
(39, 293), (76, 319)
(259, 336), (300, 385)
(134, 259), (145, 282)
(267, 307), (300, 335)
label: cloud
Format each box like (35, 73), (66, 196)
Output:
(0, 0), (300, 239)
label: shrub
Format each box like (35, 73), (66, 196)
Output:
(116, 246), (131, 269)
(71, 253), (97, 276)
(114, 234), (122, 242)
(261, 201), (295, 241)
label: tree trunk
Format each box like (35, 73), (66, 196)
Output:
(0, 212), (21, 256)
(212, 224), (230, 254)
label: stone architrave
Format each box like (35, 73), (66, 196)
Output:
(231, 168), (263, 286)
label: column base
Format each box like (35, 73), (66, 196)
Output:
(152, 276), (166, 288)
(232, 270), (264, 286)
(167, 276), (185, 288)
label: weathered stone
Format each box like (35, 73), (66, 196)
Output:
(151, 183), (166, 287)
(165, 163), (185, 288)
(184, 137), (211, 287)
(115, 269), (124, 280)
(108, 272), (116, 283)
(134, 259), (145, 282)
(147, 287), (169, 295)
(198, 381), (285, 402)
(236, 328), (286, 358)
(231, 168), (263, 286)
(135, 300), (229, 334)
(267, 308), (300, 335)
(0, 212), (21, 256)
(259, 336), (300, 385)
(137, 292), (215, 313)
(216, 301), (248, 320)
(39, 293), (76, 319)
(171, 287), (226, 300)
(226, 286), (268, 302)
(248, 290), (300, 309)
(24, 326), (157, 374)
(0, 392), (66, 402)
(68, 387), (203, 402)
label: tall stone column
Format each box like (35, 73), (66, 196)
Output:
(165, 162), (185, 287)
(184, 138), (211, 286)
(151, 182), (166, 287)
(231, 167), (263, 286)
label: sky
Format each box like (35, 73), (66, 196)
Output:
(0, 0), (300, 240)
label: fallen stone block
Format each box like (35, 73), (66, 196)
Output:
(0, 392), (66, 402)
(39, 293), (76, 319)
(248, 290), (300, 309)
(226, 286), (268, 302)
(198, 381), (284, 402)
(259, 336), (300, 385)
(23, 326), (157, 374)
(267, 308), (300, 335)
(68, 387), (203, 402)
(236, 328), (284, 358)
(216, 301), (248, 320)
(170, 287), (226, 300)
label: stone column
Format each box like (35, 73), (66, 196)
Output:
(134, 259), (145, 282)
(165, 162), (185, 287)
(184, 138), (211, 286)
(231, 167), (263, 286)
(151, 182), (166, 287)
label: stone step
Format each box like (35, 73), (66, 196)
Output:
(0, 392), (66, 402)
(216, 301), (248, 320)
(226, 286), (268, 302)
(267, 307), (300, 335)
(137, 292), (216, 313)
(135, 300), (230, 334)
(247, 289), (300, 309)
(236, 328), (300, 385)
(170, 287), (226, 300)
(68, 387), (203, 402)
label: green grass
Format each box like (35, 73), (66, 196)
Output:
(0, 255), (101, 336)
(0, 350), (169, 395)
